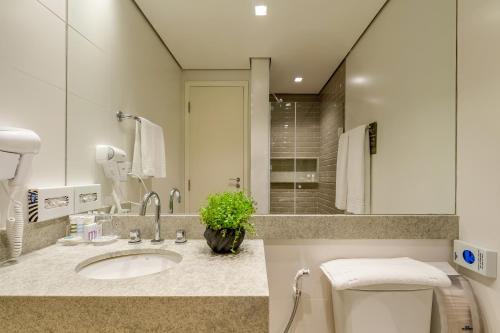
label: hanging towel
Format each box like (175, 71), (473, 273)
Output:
(320, 257), (451, 290)
(132, 117), (166, 178)
(346, 125), (370, 214)
(335, 132), (349, 210)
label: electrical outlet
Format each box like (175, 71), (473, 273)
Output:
(454, 240), (497, 278)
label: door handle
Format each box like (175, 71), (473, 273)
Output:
(229, 177), (241, 189)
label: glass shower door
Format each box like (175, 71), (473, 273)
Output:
(270, 101), (296, 214)
(270, 101), (320, 214)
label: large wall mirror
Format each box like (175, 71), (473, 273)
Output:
(65, 0), (184, 214)
(66, 0), (456, 215)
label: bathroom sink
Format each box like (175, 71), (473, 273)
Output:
(76, 249), (182, 280)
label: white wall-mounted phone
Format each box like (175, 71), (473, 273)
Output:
(95, 145), (131, 213)
(0, 127), (41, 259)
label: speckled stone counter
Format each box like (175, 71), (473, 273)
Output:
(0, 214), (459, 261)
(0, 239), (269, 332)
(109, 214), (459, 241)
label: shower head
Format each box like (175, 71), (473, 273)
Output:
(272, 93), (283, 104)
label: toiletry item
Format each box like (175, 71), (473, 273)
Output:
(69, 215), (83, 236)
(69, 214), (95, 236)
(97, 223), (102, 238)
(129, 229), (142, 243)
(94, 212), (115, 237)
(83, 223), (99, 241)
(81, 214), (96, 224)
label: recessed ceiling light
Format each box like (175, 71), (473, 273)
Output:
(351, 76), (368, 85)
(255, 5), (267, 16)
(294, 77), (303, 83)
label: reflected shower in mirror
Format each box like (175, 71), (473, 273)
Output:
(64, 0), (456, 216)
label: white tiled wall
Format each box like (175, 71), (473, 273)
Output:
(65, 0), (183, 212)
(265, 239), (452, 333)
(0, 0), (184, 228)
(345, 0), (456, 214)
(0, 0), (66, 228)
(37, 0), (66, 20)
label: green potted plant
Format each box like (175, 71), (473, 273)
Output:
(200, 191), (256, 253)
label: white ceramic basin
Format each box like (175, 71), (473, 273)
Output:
(76, 249), (182, 280)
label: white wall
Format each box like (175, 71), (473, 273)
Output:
(345, 0), (456, 214)
(457, 0), (500, 331)
(0, 0), (183, 222)
(66, 0), (183, 213)
(265, 239), (452, 332)
(0, 0), (66, 228)
(250, 58), (271, 213)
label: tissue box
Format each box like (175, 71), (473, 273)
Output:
(28, 187), (74, 223)
(73, 184), (102, 213)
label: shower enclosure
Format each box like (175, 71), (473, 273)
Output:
(270, 99), (321, 214)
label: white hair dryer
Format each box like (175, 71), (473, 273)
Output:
(0, 127), (41, 259)
(95, 145), (130, 214)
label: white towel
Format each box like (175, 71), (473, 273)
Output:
(132, 117), (166, 178)
(346, 125), (371, 214)
(335, 132), (349, 210)
(320, 257), (451, 290)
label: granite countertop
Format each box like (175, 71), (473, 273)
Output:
(0, 239), (269, 298)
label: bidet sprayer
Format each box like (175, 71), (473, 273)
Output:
(293, 268), (310, 295)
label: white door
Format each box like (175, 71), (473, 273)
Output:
(185, 82), (248, 212)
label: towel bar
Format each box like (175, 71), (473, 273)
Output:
(338, 122), (377, 155)
(116, 111), (141, 123)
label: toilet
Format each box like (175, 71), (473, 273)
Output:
(320, 258), (452, 333)
(331, 284), (434, 333)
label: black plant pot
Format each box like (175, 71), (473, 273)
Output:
(204, 227), (246, 253)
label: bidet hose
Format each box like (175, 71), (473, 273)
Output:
(284, 268), (310, 333)
(284, 292), (302, 333)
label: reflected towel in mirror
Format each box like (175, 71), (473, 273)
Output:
(132, 117), (166, 178)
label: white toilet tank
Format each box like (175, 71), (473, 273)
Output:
(332, 284), (434, 333)
(320, 258), (452, 333)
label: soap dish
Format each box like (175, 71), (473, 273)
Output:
(57, 235), (84, 246)
(91, 235), (118, 246)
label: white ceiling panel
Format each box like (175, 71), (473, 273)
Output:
(135, 0), (387, 93)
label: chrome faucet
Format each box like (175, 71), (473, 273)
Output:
(139, 191), (163, 244)
(169, 188), (181, 214)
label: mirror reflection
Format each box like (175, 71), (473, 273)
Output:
(65, 0), (456, 215)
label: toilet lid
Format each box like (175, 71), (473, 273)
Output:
(347, 284), (433, 291)
(320, 257), (452, 290)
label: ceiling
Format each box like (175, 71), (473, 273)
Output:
(135, 0), (387, 94)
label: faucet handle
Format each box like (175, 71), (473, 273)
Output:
(175, 229), (187, 244)
(128, 229), (142, 244)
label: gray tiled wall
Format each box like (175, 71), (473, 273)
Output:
(318, 62), (346, 214)
(270, 98), (321, 214)
(270, 73), (345, 215)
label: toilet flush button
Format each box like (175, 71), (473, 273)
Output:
(462, 250), (475, 264)
(454, 240), (497, 278)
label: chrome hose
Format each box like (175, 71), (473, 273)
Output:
(284, 268), (310, 333)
